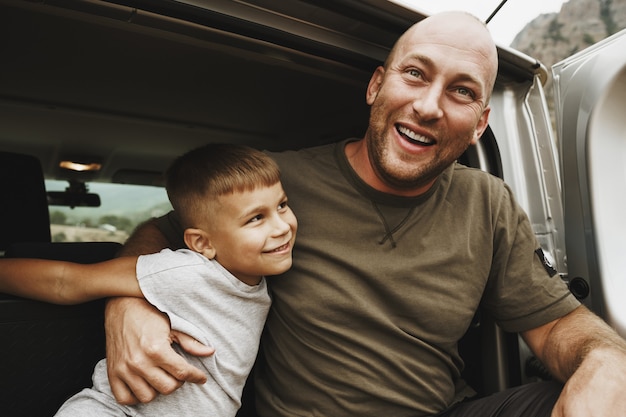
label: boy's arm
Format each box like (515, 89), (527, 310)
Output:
(106, 218), (211, 405)
(0, 256), (142, 304)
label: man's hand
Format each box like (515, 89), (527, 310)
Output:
(551, 347), (626, 417)
(105, 296), (214, 405)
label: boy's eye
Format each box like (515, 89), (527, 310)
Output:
(278, 201), (288, 210)
(248, 215), (262, 223)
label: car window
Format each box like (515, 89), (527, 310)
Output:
(45, 180), (172, 244)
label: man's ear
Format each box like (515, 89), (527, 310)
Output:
(184, 228), (216, 260)
(366, 66), (385, 105)
(471, 106), (491, 145)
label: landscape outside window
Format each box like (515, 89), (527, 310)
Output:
(46, 180), (172, 243)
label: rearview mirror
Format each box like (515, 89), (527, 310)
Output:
(47, 191), (101, 208)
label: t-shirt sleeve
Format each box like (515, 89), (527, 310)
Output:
(482, 185), (580, 333)
(136, 249), (209, 344)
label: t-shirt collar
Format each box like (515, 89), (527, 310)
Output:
(334, 138), (450, 208)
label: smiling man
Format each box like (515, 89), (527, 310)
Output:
(347, 12), (496, 197)
(105, 11), (626, 417)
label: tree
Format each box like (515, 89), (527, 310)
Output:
(49, 210), (67, 225)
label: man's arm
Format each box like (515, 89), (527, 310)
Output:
(522, 305), (626, 416)
(0, 257), (141, 304)
(106, 218), (213, 405)
(118, 218), (172, 257)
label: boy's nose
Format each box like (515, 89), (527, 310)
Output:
(271, 214), (291, 236)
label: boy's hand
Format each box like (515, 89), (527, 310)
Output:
(105, 297), (214, 405)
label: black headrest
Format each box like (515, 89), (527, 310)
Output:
(0, 151), (51, 250)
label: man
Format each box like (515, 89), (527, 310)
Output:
(105, 11), (626, 416)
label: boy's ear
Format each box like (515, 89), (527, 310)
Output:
(183, 228), (216, 260)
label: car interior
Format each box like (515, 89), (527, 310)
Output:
(0, 0), (555, 416)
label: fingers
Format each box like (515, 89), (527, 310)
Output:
(172, 330), (215, 357)
(107, 338), (192, 404)
(104, 297), (197, 403)
(154, 347), (209, 386)
(108, 361), (163, 405)
(163, 331), (213, 384)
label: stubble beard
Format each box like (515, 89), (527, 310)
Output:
(367, 126), (463, 193)
(366, 100), (474, 193)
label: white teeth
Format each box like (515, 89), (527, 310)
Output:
(269, 243), (288, 253)
(397, 125), (433, 145)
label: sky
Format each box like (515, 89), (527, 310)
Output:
(391, 0), (569, 45)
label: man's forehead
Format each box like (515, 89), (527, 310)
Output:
(395, 39), (491, 66)
(390, 13), (497, 85)
(405, 22), (485, 51)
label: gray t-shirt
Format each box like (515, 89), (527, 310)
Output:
(56, 249), (270, 417)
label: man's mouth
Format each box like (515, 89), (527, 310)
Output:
(396, 125), (434, 146)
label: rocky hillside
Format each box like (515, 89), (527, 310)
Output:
(509, 0), (626, 117)
(511, 0), (626, 65)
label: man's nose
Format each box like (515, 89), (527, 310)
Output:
(412, 85), (444, 121)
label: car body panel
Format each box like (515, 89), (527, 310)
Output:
(553, 28), (626, 336)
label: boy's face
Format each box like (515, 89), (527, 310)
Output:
(209, 182), (297, 285)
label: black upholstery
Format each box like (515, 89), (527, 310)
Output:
(0, 241), (121, 417)
(0, 151), (122, 416)
(0, 151), (51, 251)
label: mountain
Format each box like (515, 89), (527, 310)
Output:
(509, 0), (626, 119)
(511, 0), (626, 64)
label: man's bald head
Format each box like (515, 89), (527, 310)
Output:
(385, 11), (498, 102)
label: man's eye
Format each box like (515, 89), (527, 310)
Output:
(456, 87), (475, 99)
(407, 69), (422, 78)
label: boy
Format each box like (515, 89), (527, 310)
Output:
(0, 144), (297, 416)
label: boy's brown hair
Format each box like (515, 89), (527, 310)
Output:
(165, 143), (281, 229)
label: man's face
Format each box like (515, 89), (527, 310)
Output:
(208, 182), (297, 285)
(364, 14), (496, 194)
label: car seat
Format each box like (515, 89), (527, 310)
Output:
(0, 151), (51, 252)
(0, 151), (121, 416)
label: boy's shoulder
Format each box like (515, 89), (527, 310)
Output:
(138, 248), (207, 274)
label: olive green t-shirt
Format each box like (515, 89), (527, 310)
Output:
(157, 140), (579, 416)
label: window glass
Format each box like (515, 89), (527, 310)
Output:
(45, 180), (172, 244)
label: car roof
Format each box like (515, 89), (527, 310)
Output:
(0, 0), (546, 186)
